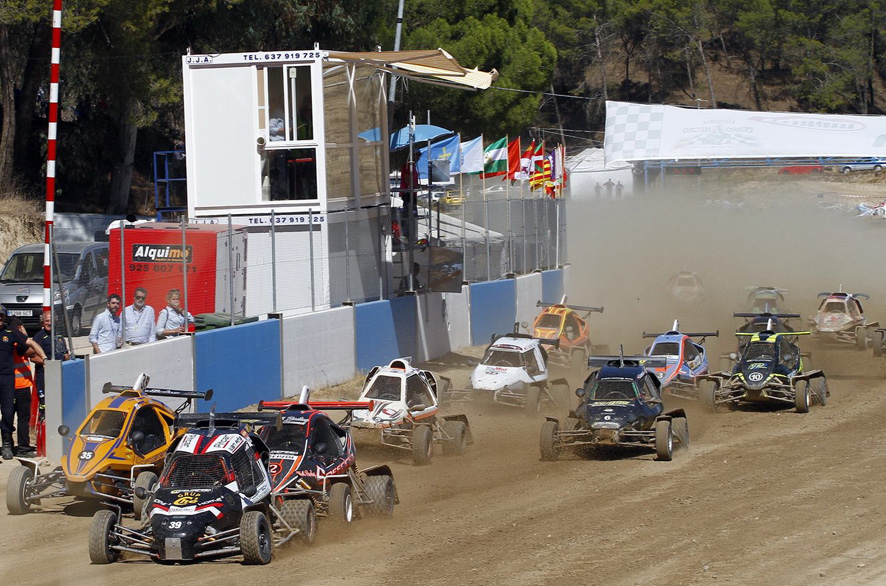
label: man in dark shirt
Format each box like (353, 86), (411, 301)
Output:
(32, 311), (70, 411)
(0, 305), (30, 459)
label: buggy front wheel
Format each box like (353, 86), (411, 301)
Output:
(539, 420), (560, 461)
(699, 380), (720, 413)
(240, 510), (273, 565)
(6, 466), (34, 515)
(88, 510), (119, 564)
(655, 419), (673, 461)
(525, 386), (542, 416)
(412, 425), (433, 465)
(794, 380), (811, 413)
(328, 482), (354, 524)
(132, 471), (158, 521)
(442, 420), (467, 456)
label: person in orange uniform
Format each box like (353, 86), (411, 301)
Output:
(7, 317), (46, 458)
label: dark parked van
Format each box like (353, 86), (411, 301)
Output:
(0, 242), (109, 334)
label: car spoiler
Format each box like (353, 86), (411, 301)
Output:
(735, 331), (811, 337)
(588, 355), (669, 369)
(258, 400), (375, 412)
(536, 300), (604, 314)
(641, 331), (718, 339)
(177, 410), (282, 431)
(733, 312), (801, 319)
(101, 382), (214, 401)
(818, 291), (869, 299)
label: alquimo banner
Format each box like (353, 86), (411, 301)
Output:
(604, 100), (886, 163)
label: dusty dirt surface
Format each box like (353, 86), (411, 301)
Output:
(4, 175), (886, 585)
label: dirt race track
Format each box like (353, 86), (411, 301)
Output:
(4, 175), (886, 585)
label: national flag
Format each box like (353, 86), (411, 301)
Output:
(531, 141), (545, 173)
(461, 136), (484, 174)
(505, 138), (521, 180)
(514, 140), (535, 181)
(481, 136), (508, 178)
(530, 157), (551, 191)
(416, 134), (461, 180)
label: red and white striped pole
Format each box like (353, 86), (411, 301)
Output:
(44, 0), (63, 318)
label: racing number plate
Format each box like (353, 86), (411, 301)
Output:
(165, 538), (183, 560)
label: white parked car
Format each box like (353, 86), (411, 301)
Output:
(838, 159), (886, 174)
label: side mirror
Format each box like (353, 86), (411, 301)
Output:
(134, 486), (148, 500)
(467, 359), (477, 367)
(575, 388), (586, 398)
(526, 365), (538, 375)
(130, 430), (145, 444)
(520, 321), (529, 330)
(729, 352), (738, 361)
(243, 484), (257, 498)
(58, 425), (70, 437)
(409, 403), (426, 412)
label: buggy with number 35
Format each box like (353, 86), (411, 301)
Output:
(539, 353), (689, 462)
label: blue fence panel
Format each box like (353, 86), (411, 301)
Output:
(542, 269), (564, 304)
(61, 359), (87, 454)
(194, 320), (281, 412)
(470, 280), (517, 345)
(355, 297), (416, 372)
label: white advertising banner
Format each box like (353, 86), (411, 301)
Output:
(604, 101), (886, 163)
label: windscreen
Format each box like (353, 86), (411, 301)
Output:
(650, 342), (679, 356)
(0, 252), (79, 282)
(161, 453), (231, 489)
(363, 375), (402, 401)
(481, 348), (521, 367)
(263, 423), (308, 453)
(535, 314), (561, 329)
(80, 410), (126, 439)
(743, 341), (776, 361)
(591, 380), (637, 400)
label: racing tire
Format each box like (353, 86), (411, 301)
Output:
(539, 420), (560, 462)
(6, 466), (34, 515)
(873, 331), (885, 357)
(794, 380), (811, 413)
(132, 471), (158, 521)
(281, 499), (317, 544)
(442, 420), (468, 456)
(412, 425), (433, 466)
(328, 482), (354, 525)
(364, 475), (396, 517)
(525, 386), (542, 416)
(856, 326), (867, 351)
(88, 510), (119, 564)
(240, 510), (273, 565)
(655, 419), (673, 461)
(673, 417), (689, 450)
(699, 380), (720, 413)
(816, 377), (828, 407)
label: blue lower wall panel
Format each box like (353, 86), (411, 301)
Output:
(61, 359), (86, 439)
(195, 320), (281, 412)
(470, 280), (517, 345)
(542, 269), (564, 304)
(355, 297), (416, 372)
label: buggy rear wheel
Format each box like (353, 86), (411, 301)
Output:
(874, 331), (885, 357)
(240, 510), (273, 565)
(442, 420), (467, 456)
(88, 510), (119, 564)
(655, 420), (673, 461)
(525, 386), (542, 416)
(7, 466), (34, 515)
(816, 377), (828, 406)
(328, 482), (354, 524)
(794, 380), (811, 413)
(364, 475), (396, 517)
(281, 499), (316, 544)
(132, 471), (158, 521)
(856, 326), (868, 351)
(412, 425), (433, 465)
(539, 420), (560, 461)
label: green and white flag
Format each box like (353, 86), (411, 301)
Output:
(481, 136), (508, 178)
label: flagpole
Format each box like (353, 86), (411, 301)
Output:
(506, 138), (515, 276)
(484, 141), (490, 282)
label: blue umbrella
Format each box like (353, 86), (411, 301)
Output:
(389, 124), (454, 151)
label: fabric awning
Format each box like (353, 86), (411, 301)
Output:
(327, 49), (498, 91)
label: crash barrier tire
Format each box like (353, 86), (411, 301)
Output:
(655, 419), (673, 461)
(673, 417), (689, 450)
(442, 420), (467, 456)
(539, 420), (560, 462)
(856, 326), (868, 351)
(525, 386), (542, 416)
(699, 380), (720, 413)
(7, 466), (34, 515)
(240, 510), (273, 565)
(132, 471), (158, 521)
(816, 377), (828, 406)
(364, 475), (396, 517)
(794, 380), (811, 413)
(412, 425), (433, 466)
(328, 482), (354, 524)
(88, 509), (119, 564)
(281, 499), (316, 544)
(874, 331), (885, 357)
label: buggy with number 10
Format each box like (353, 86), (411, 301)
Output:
(539, 352), (689, 462)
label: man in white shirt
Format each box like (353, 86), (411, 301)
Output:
(89, 294), (123, 354)
(123, 287), (156, 346)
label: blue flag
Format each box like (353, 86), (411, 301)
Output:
(417, 134), (461, 180)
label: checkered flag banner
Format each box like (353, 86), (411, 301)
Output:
(604, 100), (886, 164)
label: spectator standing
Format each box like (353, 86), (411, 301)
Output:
(616, 181), (624, 198)
(603, 178), (615, 197)
(31, 311), (69, 434)
(594, 182), (603, 199)
(8, 318), (44, 457)
(0, 307), (33, 460)
(156, 289), (195, 339)
(123, 287), (156, 346)
(89, 294), (123, 354)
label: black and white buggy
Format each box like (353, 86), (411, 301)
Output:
(88, 412), (297, 565)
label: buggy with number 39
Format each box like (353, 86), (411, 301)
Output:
(539, 353), (689, 462)
(88, 412), (297, 565)
(255, 388), (398, 541)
